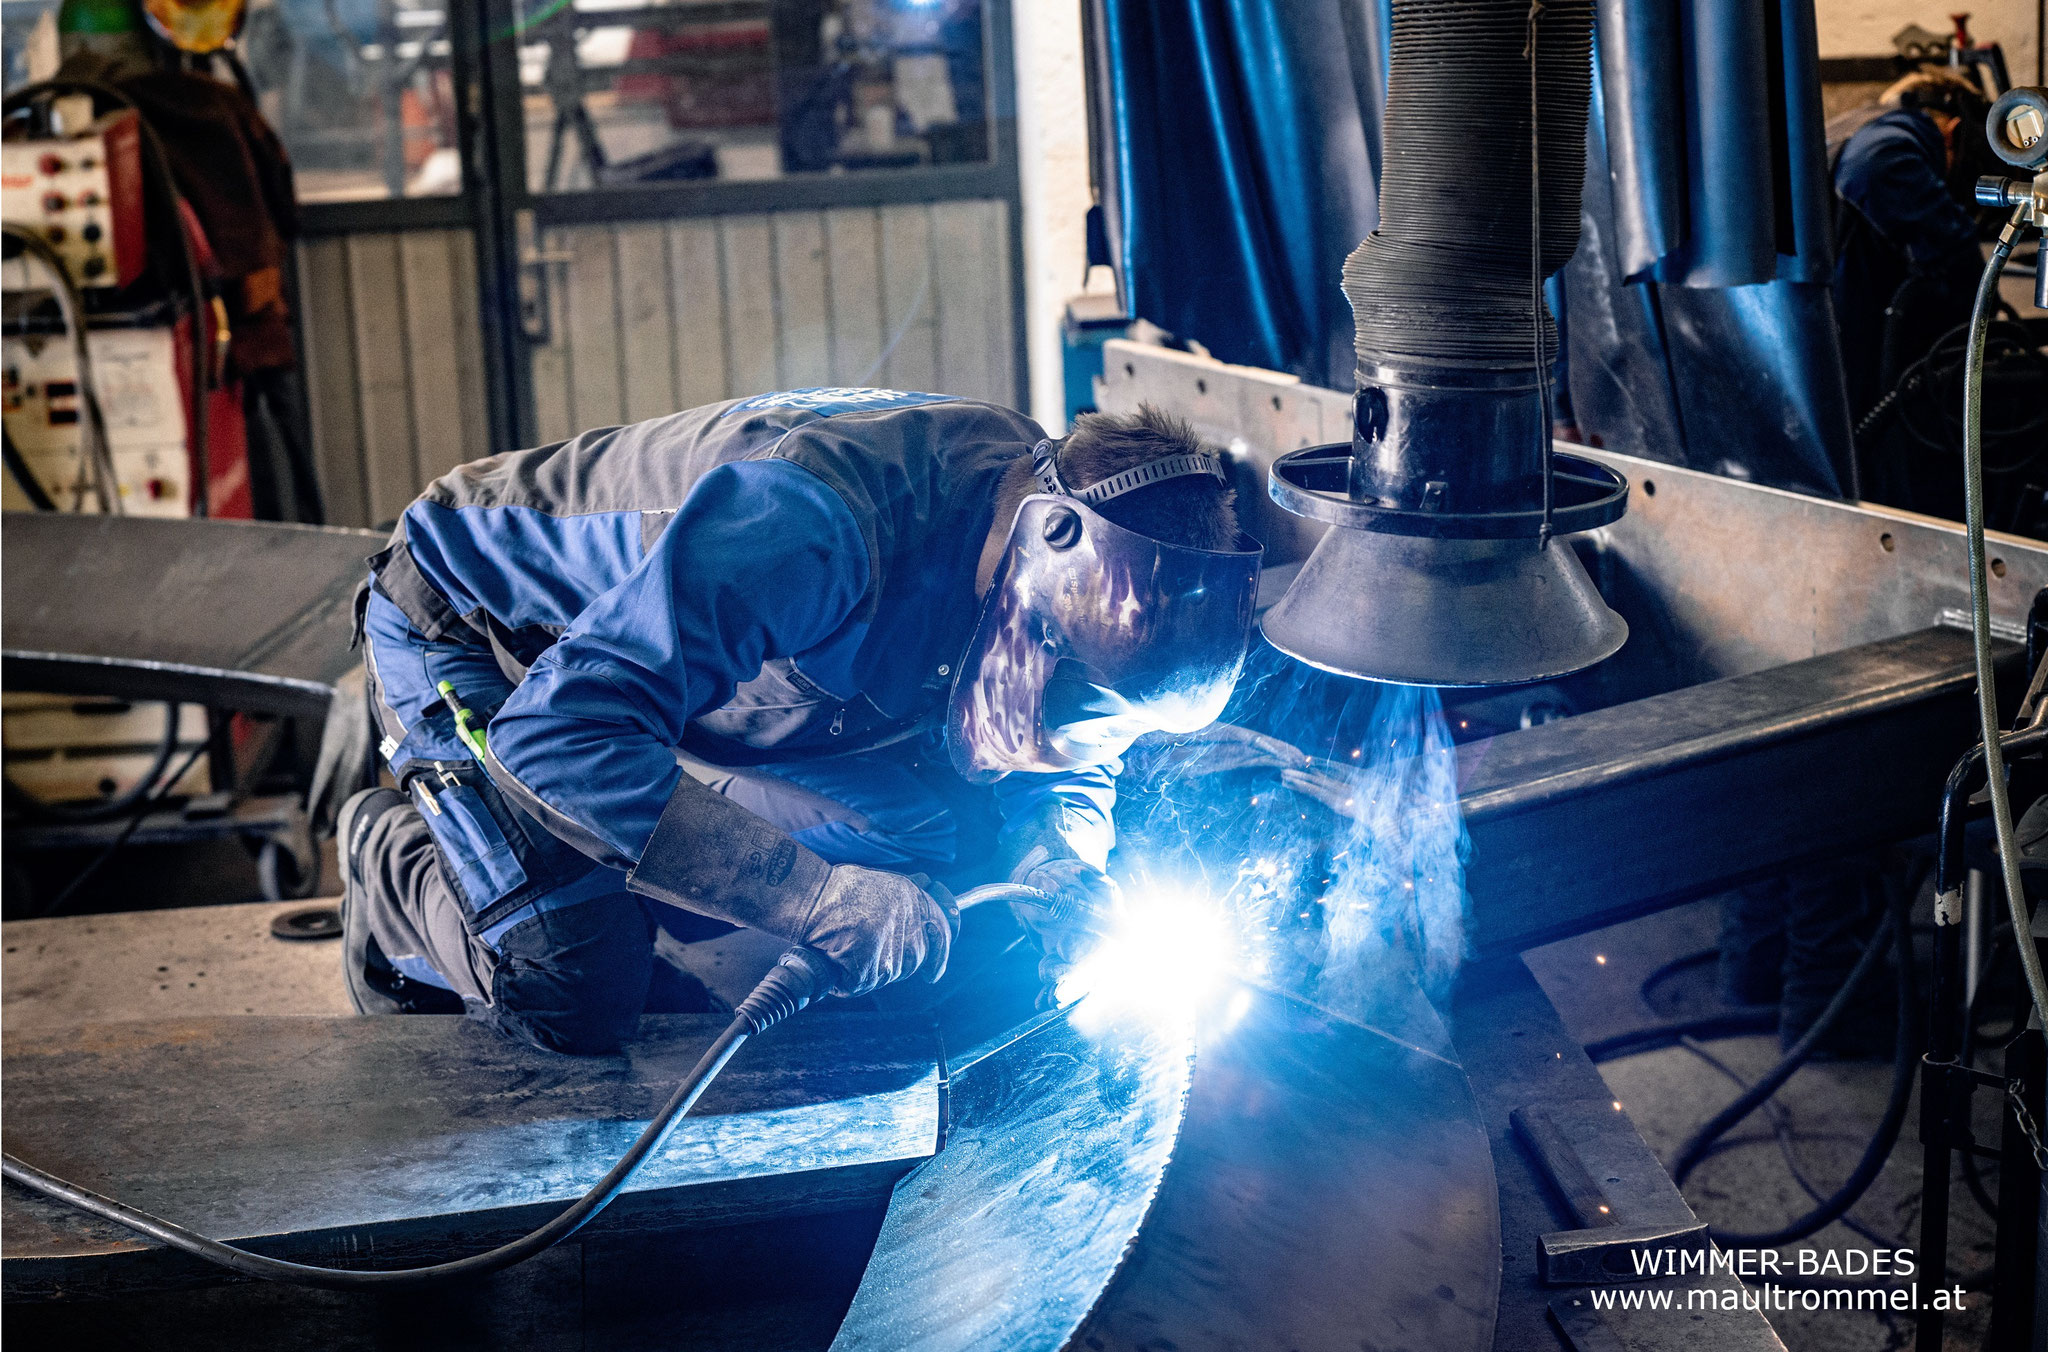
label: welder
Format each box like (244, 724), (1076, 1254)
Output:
(1829, 69), (1997, 512)
(336, 389), (1260, 1054)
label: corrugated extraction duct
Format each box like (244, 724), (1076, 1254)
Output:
(1261, 0), (1630, 687)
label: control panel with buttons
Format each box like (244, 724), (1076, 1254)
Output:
(2, 325), (192, 517)
(1, 109), (146, 293)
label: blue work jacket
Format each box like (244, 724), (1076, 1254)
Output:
(364, 388), (1116, 875)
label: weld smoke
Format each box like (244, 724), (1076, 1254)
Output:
(1118, 646), (1471, 1011)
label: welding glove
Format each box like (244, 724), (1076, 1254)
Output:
(627, 775), (956, 996)
(802, 863), (958, 995)
(1006, 831), (1121, 989)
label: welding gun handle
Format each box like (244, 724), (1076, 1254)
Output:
(734, 946), (839, 1033)
(953, 883), (1059, 912)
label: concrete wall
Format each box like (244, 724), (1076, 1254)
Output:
(1012, 1), (1117, 436)
(1816, 0), (2041, 84)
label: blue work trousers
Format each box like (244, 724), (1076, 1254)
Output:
(357, 591), (993, 1052)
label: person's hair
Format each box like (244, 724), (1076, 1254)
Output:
(1882, 68), (1989, 121)
(994, 405), (1240, 551)
(1881, 69), (1995, 182)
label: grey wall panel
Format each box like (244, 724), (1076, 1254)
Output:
(343, 234), (420, 527)
(616, 224), (679, 424)
(720, 215), (780, 398)
(668, 220), (729, 408)
(878, 204), (938, 394)
(771, 212), (831, 389)
(294, 203), (1019, 527)
(296, 229), (486, 528)
(296, 237), (370, 530)
(825, 209), (884, 386)
(564, 226), (626, 432)
(397, 231), (468, 487)
(446, 233), (491, 468)
(529, 229), (573, 448)
(930, 200), (1008, 407)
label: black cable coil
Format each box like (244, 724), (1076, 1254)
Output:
(1343, 0), (1594, 374)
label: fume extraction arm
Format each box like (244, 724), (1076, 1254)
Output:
(1261, 0), (1630, 687)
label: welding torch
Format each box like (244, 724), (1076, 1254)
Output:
(954, 880), (1107, 934)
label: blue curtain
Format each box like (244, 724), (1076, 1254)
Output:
(1555, 0), (1857, 497)
(1088, 0), (1855, 497)
(1087, 0), (1390, 388)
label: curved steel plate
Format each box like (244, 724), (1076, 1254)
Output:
(832, 1006), (1193, 1351)
(834, 982), (1499, 1352)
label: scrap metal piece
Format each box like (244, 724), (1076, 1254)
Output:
(1512, 1106), (1709, 1285)
(1, 1012), (939, 1299)
(1, 514), (379, 717)
(1539, 1222), (1712, 1287)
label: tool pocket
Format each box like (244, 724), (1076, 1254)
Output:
(410, 764), (532, 929)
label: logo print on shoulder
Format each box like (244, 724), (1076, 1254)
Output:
(725, 388), (953, 418)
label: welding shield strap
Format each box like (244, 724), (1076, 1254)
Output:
(945, 493), (1263, 782)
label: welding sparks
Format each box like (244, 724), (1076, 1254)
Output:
(1109, 650), (1472, 1029)
(1055, 887), (1236, 1025)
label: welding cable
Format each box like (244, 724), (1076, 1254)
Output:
(1963, 205), (2048, 1039)
(31, 734), (211, 919)
(1669, 898), (1897, 1187)
(1856, 316), (2048, 473)
(1634, 946), (1721, 1009)
(0, 946), (839, 1288)
(1694, 904), (1917, 1249)
(1676, 1034), (1899, 1252)
(1668, 886), (1917, 1249)
(954, 882), (1057, 913)
(1582, 1010), (1778, 1062)
(6, 703), (184, 826)
(1, 426), (58, 509)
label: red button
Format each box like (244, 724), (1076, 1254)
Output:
(37, 153), (63, 175)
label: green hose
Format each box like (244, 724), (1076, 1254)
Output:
(1962, 204), (2048, 1036)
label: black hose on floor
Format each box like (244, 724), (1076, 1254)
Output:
(1701, 883), (1915, 1248)
(1583, 1011), (1778, 1062)
(1670, 896), (1899, 1188)
(0, 947), (837, 1290)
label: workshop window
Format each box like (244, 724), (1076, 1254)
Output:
(514, 0), (991, 194)
(239, 0), (464, 202)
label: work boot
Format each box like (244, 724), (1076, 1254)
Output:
(1716, 884), (1786, 1007)
(1778, 860), (1893, 1060)
(337, 786), (462, 1015)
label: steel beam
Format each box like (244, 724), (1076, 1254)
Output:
(1460, 624), (2010, 955)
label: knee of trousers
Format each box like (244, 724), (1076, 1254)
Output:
(481, 896), (656, 1055)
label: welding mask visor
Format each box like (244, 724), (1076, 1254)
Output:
(946, 489), (1263, 783)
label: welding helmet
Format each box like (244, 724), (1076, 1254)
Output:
(946, 440), (1264, 782)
